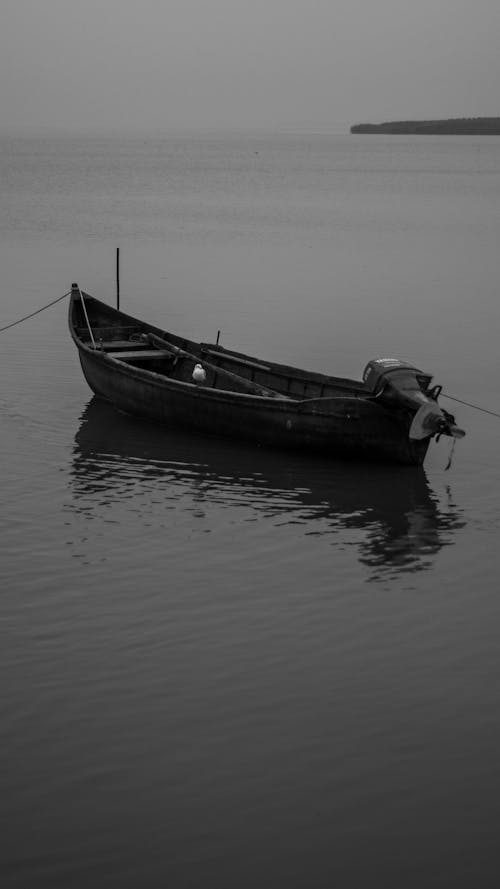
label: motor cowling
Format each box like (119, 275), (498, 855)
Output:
(363, 358), (465, 440)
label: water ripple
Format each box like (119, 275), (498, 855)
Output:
(65, 398), (466, 579)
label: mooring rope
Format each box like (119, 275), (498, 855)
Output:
(442, 393), (500, 420)
(0, 290), (72, 334)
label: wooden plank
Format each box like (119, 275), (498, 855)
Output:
(94, 340), (142, 351)
(200, 345), (271, 372)
(110, 349), (171, 360)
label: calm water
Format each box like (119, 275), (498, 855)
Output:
(2, 132), (500, 887)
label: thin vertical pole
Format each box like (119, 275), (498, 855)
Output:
(78, 286), (96, 348)
(116, 247), (120, 311)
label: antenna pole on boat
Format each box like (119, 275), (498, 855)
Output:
(116, 247), (120, 311)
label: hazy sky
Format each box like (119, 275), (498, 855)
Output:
(1, 0), (499, 132)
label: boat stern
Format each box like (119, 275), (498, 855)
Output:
(363, 358), (465, 442)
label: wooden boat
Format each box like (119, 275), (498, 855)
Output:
(68, 283), (464, 466)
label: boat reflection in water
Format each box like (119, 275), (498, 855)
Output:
(71, 398), (465, 579)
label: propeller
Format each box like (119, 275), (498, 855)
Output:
(409, 403), (466, 441)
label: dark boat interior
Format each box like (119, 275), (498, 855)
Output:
(71, 293), (368, 403)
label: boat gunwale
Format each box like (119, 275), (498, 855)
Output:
(69, 291), (383, 416)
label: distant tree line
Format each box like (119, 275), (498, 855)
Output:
(350, 118), (500, 134)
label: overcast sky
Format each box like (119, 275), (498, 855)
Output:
(1, 0), (499, 133)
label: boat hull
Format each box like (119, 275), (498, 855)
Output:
(77, 345), (429, 465)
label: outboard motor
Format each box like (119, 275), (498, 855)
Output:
(363, 358), (465, 441)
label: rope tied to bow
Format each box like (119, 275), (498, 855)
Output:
(0, 290), (72, 334)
